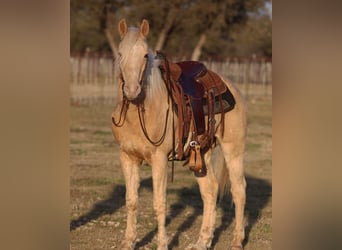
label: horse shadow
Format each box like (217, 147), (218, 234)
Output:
(70, 178), (153, 231)
(70, 175), (271, 249)
(70, 183), (125, 231)
(210, 175), (272, 248)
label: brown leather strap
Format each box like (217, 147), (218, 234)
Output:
(207, 89), (216, 146)
(112, 98), (129, 127)
(219, 94), (225, 137)
(158, 52), (186, 160)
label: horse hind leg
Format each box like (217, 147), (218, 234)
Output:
(119, 151), (142, 250)
(189, 149), (219, 250)
(220, 141), (246, 250)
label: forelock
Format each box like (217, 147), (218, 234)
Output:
(119, 28), (146, 65)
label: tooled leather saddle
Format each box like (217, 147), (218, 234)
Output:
(157, 52), (235, 176)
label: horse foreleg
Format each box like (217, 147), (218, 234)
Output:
(190, 152), (219, 250)
(120, 151), (141, 250)
(151, 152), (168, 250)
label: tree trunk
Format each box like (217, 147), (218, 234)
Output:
(105, 28), (118, 59)
(154, 9), (176, 51)
(191, 33), (206, 61)
(104, 4), (118, 59)
(154, 30), (167, 52)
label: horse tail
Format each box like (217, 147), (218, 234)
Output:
(218, 162), (230, 201)
(211, 146), (230, 200)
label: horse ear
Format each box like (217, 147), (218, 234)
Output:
(118, 19), (128, 39)
(140, 19), (149, 38)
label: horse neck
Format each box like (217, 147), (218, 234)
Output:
(116, 57), (169, 113)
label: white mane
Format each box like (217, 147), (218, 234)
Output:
(145, 51), (165, 102)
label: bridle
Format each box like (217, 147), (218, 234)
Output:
(112, 50), (177, 181)
(119, 53), (149, 99)
(112, 53), (148, 127)
(112, 52), (171, 146)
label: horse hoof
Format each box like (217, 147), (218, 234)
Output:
(230, 245), (243, 250)
(187, 243), (207, 250)
(119, 240), (135, 250)
(157, 244), (168, 250)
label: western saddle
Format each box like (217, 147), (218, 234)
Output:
(157, 52), (235, 176)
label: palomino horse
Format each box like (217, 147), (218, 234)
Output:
(111, 19), (247, 250)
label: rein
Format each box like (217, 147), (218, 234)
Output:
(112, 52), (176, 181)
(137, 103), (170, 146)
(112, 53), (173, 148)
(111, 98), (129, 127)
(135, 54), (171, 146)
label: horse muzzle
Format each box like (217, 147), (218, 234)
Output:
(123, 84), (141, 100)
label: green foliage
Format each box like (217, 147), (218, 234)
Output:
(71, 0), (109, 51)
(70, 0), (272, 58)
(228, 15), (272, 57)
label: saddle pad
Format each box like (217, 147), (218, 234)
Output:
(176, 61), (207, 99)
(178, 77), (204, 99)
(202, 87), (236, 115)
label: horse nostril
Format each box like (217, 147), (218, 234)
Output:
(123, 84), (141, 97)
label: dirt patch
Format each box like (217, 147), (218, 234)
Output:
(70, 94), (272, 249)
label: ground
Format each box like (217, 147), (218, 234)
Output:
(70, 85), (272, 250)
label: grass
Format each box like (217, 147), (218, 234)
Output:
(71, 177), (113, 186)
(70, 86), (272, 249)
(93, 130), (112, 136)
(71, 148), (87, 155)
(246, 142), (262, 152)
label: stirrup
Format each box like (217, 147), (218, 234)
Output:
(188, 142), (207, 177)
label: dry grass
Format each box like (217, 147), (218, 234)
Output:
(70, 85), (272, 249)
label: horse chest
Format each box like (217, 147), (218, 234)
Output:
(112, 123), (154, 161)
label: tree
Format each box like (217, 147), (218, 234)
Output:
(183, 0), (267, 60)
(227, 13), (272, 56)
(71, 0), (109, 52)
(101, 0), (126, 58)
(70, 0), (272, 59)
(121, 0), (191, 52)
(154, 6), (177, 51)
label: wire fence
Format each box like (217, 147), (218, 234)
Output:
(70, 52), (272, 105)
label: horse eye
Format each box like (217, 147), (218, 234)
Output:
(144, 54), (148, 58)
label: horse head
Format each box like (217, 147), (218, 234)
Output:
(117, 19), (150, 101)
